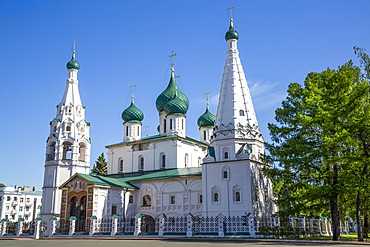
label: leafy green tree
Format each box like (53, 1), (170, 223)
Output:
(0, 183), (5, 187)
(265, 61), (368, 241)
(91, 153), (108, 175)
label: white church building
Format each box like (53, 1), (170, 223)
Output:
(41, 17), (275, 233)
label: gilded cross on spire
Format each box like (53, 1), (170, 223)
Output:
(205, 92), (211, 109)
(226, 6), (234, 20)
(129, 84), (136, 103)
(72, 41), (78, 57)
(169, 50), (177, 70)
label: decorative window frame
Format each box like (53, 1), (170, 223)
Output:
(233, 185), (242, 203)
(211, 186), (220, 204)
(221, 166), (230, 181)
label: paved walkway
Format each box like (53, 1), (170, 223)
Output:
(0, 238), (370, 247)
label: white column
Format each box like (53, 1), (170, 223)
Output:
(16, 219), (24, 237)
(33, 219), (41, 239)
(249, 215), (256, 237)
(158, 214), (166, 237)
(89, 216), (97, 236)
(217, 213), (224, 237)
(134, 214), (142, 236)
(186, 214), (193, 237)
(69, 216), (76, 236)
(111, 215), (118, 236)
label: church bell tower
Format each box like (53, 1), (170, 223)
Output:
(41, 47), (91, 220)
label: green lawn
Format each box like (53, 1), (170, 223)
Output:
(304, 232), (370, 242)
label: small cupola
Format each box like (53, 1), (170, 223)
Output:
(121, 102), (144, 123)
(197, 108), (215, 128)
(155, 69), (189, 113)
(225, 19), (239, 41)
(66, 52), (80, 70)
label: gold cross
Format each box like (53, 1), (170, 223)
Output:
(72, 41), (78, 53)
(205, 92), (211, 108)
(226, 6), (234, 19)
(129, 84), (136, 102)
(169, 50), (177, 68)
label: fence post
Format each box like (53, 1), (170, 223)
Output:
(89, 216), (97, 236)
(217, 213), (224, 237)
(111, 215), (119, 236)
(134, 214), (142, 236)
(186, 213), (193, 237)
(16, 218), (24, 237)
(158, 213), (166, 237)
(314, 216), (321, 235)
(33, 218), (42, 239)
(48, 217), (57, 237)
(249, 215), (256, 237)
(69, 216), (77, 236)
(327, 219), (332, 235)
(0, 219), (9, 237)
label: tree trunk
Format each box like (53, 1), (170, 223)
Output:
(330, 200), (341, 241)
(357, 191), (364, 241)
(364, 214), (369, 238)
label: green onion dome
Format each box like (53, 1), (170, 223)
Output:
(66, 55), (80, 70)
(156, 72), (189, 113)
(197, 108), (216, 128)
(121, 102), (144, 123)
(164, 93), (188, 115)
(225, 19), (239, 41)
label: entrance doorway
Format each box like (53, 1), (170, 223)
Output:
(141, 215), (156, 233)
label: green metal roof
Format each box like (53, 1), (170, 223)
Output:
(73, 167), (201, 190)
(164, 93), (188, 115)
(66, 56), (80, 70)
(225, 19), (239, 41)
(77, 173), (138, 189)
(121, 102), (144, 123)
(197, 108), (215, 128)
(127, 167), (202, 182)
(155, 72), (189, 113)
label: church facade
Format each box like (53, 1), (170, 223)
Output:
(41, 18), (275, 232)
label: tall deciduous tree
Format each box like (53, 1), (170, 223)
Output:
(265, 61), (368, 241)
(0, 183), (5, 188)
(91, 153), (108, 175)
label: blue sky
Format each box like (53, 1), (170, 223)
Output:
(1, 1), (369, 190)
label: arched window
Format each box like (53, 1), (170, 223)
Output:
(66, 126), (71, 131)
(46, 142), (56, 161)
(211, 186), (220, 204)
(182, 119), (184, 130)
(170, 119), (173, 129)
(62, 142), (73, 160)
(239, 110), (245, 116)
(142, 195), (151, 206)
(119, 159), (123, 172)
(203, 130), (207, 141)
(224, 152), (229, 159)
(222, 166), (230, 180)
(137, 126), (140, 136)
(139, 156), (144, 170)
(54, 126), (57, 132)
(235, 192), (241, 202)
(214, 193), (219, 202)
(184, 153), (189, 168)
(233, 185), (242, 203)
(126, 126), (129, 136)
(164, 119), (167, 132)
(198, 157), (202, 166)
(79, 143), (86, 162)
(160, 153), (166, 169)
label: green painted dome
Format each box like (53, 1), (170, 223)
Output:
(197, 108), (216, 128)
(164, 93), (188, 115)
(66, 56), (80, 70)
(225, 20), (239, 41)
(156, 72), (189, 113)
(121, 102), (144, 123)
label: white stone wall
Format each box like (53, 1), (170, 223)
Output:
(107, 139), (206, 174)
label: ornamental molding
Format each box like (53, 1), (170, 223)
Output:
(212, 122), (263, 142)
